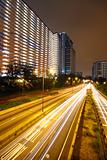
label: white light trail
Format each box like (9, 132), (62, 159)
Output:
(91, 85), (107, 124)
(0, 84), (89, 160)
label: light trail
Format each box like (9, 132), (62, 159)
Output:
(91, 85), (107, 125)
(0, 86), (82, 132)
(0, 84), (89, 160)
(0, 85), (82, 119)
(25, 91), (85, 160)
(39, 95), (84, 160)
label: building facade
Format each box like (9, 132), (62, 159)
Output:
(92, 61), (107, 80)
(59, 32), (75, 75)
(48, 32), (59, 76)
(0, 0), (75, 77)
(0, 0), (55, 77)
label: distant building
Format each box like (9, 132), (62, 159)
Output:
(92, 61), (107, 80)
(74, 72), (83, 78)
(59, 32), (75, 75)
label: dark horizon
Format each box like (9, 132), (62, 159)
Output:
(24, 0), (107, 76)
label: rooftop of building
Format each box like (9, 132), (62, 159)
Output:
(23, 0), (53, 33)
(93, 60), (107, 64)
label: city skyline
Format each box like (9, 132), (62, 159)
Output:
(24, 0), (107, 76)
(0, 1), (107, 159)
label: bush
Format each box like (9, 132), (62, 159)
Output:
(97, 83), (107, 96)
(92, 140), (100, 153)
(83, 130), (93, 137)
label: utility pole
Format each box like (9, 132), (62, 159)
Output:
(42, 72), (45, 113)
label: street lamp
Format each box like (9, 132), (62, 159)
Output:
(68, 77), (71, 81)
(17, 78), (24, 95)
(49, 68), (54, 78)
(42, 72), (45, 113)
(55, 76), (57, 81)
(53, 75), (57, 88)
(75, 77), (78, 81)
(66, 80), (69, 85)
(42, 68), (55, 113)
(34, 69), (44, 113)
(96, 81), (99, 85)
(103, 81), (106, 85)
(33, 69), (38, 76)
(73, 80), (75, 85)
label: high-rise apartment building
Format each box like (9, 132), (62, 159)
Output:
(59, 32), (75, 75)
(0, 0), (75, 77)
(92, 61), (107, 80)
(48, 33), (59, 75)
(0, 0), (55, 77)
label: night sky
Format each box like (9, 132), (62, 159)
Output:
(24, 0), (107, 76)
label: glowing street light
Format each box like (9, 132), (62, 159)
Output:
(66, 80), (69, 84)
(55, 76), (57, 81)
(17, 78), (24, 83)
(34, 68), (44, 113)
(73, 80), (75, 85)
(42, 71), (45, 113)
(33, 69), (38, 76)
(96, 81), (99, 85)
(75, 77), (78, 81)
(49, 68), (54, 74)
(42, 68), (54, 113)
(68, 77), (71, 80)
(103, 81), (106, 85)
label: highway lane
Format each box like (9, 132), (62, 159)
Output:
(0, 84), (89, 160)
(32, 95), (84, 160)
(0, 92), (74, 131)
(0, 91), (75, 143)
(91, 85), (107, 125)
(0, 85), (83, 120)
(0, 86), (83, 145)
(0, 85), (83, 122)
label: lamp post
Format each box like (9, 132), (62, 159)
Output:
(54, 75), (57, 89)
(103, 81), (106, 85)
(54, 76), (57, 83)
(34, 69), (44, 113)
(75, 77), (78, 81)
(49, 69), (54, 78)
(17, 78), (24, 95)
(68, 77), (71, 81)
(42, 68), (54, 113)
(72, 80), (76, 93)
(42, 72), (44, 113)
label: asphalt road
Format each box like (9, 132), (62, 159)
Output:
(91, 84), (107, 149)
(0, 85), (84, 147)
(92, 85), (107, 125)
(0, 84), (89, 160)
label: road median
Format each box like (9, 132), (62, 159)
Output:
(72, 91), (106, 160)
